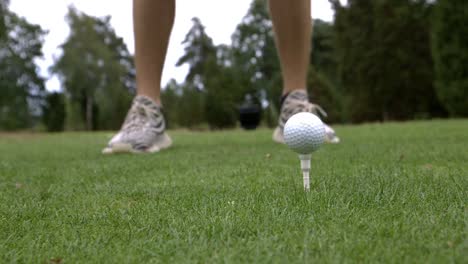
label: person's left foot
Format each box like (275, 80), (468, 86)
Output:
(272, 90), (340, 144)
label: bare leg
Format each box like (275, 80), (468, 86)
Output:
(268, 0), (311, 95)
(133, 0), (175, 104)
(269, 0), (340, 144)
(102, 0), (175, 154)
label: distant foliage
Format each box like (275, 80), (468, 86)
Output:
(231, 0), (280, 110)
(42, 92), (66, 132)
(161, 80), (206, 129)
(0, 7), (46, 130)
(203, 57), (239, 129)
(51, 7), (135, 131)
(432, 0), (468, 117)
(176, 18), (239, 129)
(0, 0), (8, 39)
(309, 19), (343, 123)
(169, 0), (367, 128)
(3, 0), (465, 131)
(307, 68), (342, 123)
(176, 17), (217, 90)
(311, 19), (338, 88)
(331, 0), (445, 122)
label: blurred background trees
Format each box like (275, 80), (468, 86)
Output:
(1, 0), (467, 132)
(51, 7), (135, 131)
(42, 92), (65, 132)
(432, 0), (468, 117)
(0, 0), (8, 39)
(0, 0), (46, 130)
(331, 0), (445, 122)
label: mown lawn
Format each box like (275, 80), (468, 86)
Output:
(0, 120), (466, 263)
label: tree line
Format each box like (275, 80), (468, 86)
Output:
(0, 0), (466, 132)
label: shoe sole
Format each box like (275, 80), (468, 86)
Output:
(102, 133), (172, 154)
(272, 127), (285, 144)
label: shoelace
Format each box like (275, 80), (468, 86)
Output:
(122, 103), (151, 133)
(292, 99), (328, 118)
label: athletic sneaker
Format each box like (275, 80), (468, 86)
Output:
(102, 95), (172, 154)
(272, 89), (340, 144)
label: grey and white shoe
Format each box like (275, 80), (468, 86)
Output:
(272, 90), (340, 144)
(102, 95), (172, 154)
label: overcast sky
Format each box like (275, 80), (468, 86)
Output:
(9, 0), (336, 91)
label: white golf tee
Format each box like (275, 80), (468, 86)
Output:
(299, 154), (312, 191)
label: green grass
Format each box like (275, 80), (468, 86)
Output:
(0, 120), (466, 263)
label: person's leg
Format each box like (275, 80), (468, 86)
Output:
(134, 0), (175, 105)
(269, 0), (311, 95)
(103, 0), (175, 154)
(269, 0), (340, 144)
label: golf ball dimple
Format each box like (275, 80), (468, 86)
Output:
(284, 112), (326, 154)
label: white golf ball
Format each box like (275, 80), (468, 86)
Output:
(284, 112), (326, 154)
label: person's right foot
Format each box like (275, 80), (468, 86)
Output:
(272, 90), (340, 144)
(102, 95), (172, 154)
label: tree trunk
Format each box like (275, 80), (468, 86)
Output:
(86, 95), (93, 131)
